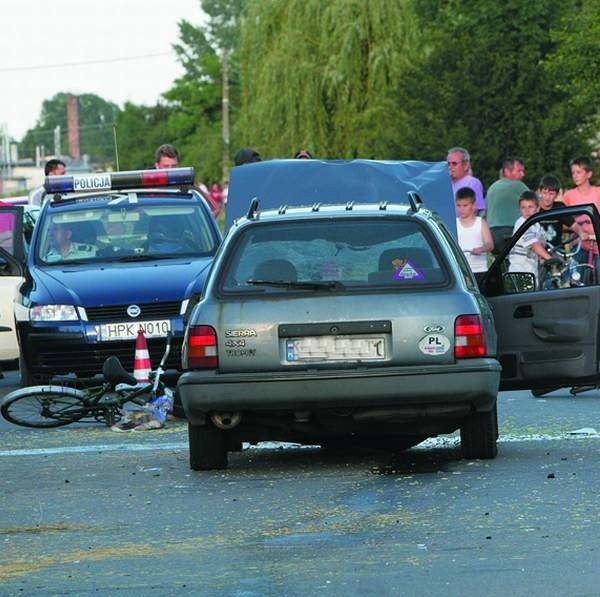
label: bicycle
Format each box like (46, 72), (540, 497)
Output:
(539, 237), (597, 290)
(532, 237), (598, 398)
(0, 333), (173, 428)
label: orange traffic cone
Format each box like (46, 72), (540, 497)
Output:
(133, 329), (151, 384)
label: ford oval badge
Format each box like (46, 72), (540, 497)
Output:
(424, 324), (444, 333)
(127, 304), (141, 318)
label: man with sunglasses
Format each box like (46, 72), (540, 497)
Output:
(447, 147), (485, 215)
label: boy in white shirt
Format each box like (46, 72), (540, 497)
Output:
(455, 187), (494, 285)
(509, 191), (553, 277)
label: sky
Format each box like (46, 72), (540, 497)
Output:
(1, 0), (206, 141)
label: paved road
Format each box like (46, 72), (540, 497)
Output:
(1, 370), (600, 595)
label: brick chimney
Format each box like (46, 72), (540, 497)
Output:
(67, 94), (81, 160)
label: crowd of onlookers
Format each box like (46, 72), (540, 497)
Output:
(451, 147), (599, 285)
(21, 142), (599, 282)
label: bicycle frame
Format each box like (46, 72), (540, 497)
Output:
(1, 333), (173, 428)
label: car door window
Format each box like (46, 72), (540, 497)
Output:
(484, 206), (600, 296)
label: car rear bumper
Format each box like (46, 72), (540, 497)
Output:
(178, 359), (501, 425)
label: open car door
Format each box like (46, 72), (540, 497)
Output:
(480, 204), (600, 392)
(0, 206), (25, 361)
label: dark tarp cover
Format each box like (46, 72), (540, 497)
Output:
(226, 159), (456, 237)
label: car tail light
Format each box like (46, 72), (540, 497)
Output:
(187, 325), (218, 369)
(454, 315), (486, 358)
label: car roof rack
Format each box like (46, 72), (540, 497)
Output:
(407, 191), (423, 213)
(246, 197), (260, 220)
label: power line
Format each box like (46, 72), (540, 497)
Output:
(0, 52), (174, 73)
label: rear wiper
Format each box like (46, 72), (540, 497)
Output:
(247, 279), (346, 291)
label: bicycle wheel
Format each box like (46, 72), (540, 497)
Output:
(1, 385), (87, 428)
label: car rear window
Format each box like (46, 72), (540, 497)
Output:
(36, 202), (218, 264)
(220, 217), (448, 293)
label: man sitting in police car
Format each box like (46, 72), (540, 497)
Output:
(45, 223), (97, 262)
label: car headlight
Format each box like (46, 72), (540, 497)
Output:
(30, 305), (79, 321)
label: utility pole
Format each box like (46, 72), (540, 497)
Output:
(54, 125), (61, 157)
(221, 48), (230, 184)
(1, 123), (11, 180)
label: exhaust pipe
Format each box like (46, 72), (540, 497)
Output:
(211, 412), (241, 430)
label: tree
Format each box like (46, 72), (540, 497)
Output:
(238, 0), (419, 159)
(113, 103), (175, 170)
(544, 0), (600, 152)
(19, 93), (119, 164)
(397, 0), (591, 188)
(163, 0), (247, 184)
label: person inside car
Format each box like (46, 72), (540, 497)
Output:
(45, 223), (97, 262)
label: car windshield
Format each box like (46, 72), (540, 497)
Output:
(221, 217), (447, 293)
(36, 202), (218, 264)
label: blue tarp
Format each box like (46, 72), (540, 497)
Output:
(226, 159), (456, 237)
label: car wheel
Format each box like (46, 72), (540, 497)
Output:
(171, 389), (187, 419)
(19, 354), (34, 387)
(188, 421), (228, 471)
(460, 403), (498, 460)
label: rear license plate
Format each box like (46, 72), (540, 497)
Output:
(97, 319), (171, 341)
(286, 335), (386, 362)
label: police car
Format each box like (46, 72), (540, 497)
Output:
(3, 167), (221, 385)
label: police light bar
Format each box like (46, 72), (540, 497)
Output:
(44, 167), (195, 194)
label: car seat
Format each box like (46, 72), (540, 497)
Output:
(253, 259), (298, 282)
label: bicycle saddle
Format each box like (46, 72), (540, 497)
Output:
(102, 356), (139, 387)
(543, 257), (564, 268)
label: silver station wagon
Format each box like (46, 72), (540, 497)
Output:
(178, 196), (501, 469)
(178, 159), (600, 470)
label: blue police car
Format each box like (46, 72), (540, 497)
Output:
(12, 167), (221, 385)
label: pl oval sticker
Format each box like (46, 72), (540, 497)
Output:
(418, 334), (450, 355)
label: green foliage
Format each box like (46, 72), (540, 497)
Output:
(162, 0), (247, 183)
(397, 0), (593, 188)
(19, 93), (119, 164)
(113, 103), (175, 170)
(238, 0), (418, 159)
(545, 0), (600, 135)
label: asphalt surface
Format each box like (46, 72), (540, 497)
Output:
(1, 368), (600, 596)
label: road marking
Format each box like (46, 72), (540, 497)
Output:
(0, 433), (599, 458)
(0, 442), (188, 457)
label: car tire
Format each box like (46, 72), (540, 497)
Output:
(19, 354), (34, 387)
(188, 421), (228, 471)
(460, 403), (498, 460)
(171, 389), (187, 419)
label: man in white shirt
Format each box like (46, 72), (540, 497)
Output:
(29, 159), (66, 206)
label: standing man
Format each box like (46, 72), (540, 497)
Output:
(447, 147), (485, 215)
(485, 156), (529, 254)
(29, 158), (66, 206)
(154, 144), (180, 169)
